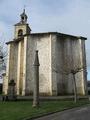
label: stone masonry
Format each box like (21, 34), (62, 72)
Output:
(3, 9), (87, 96)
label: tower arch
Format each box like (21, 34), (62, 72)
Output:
(18, 29), (23, 37)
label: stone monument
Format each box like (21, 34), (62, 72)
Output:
(7, 79), (17, 101)
(33, 51), (40, 107)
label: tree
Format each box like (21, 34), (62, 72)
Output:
(70, 67), (84, 103)
(52, 56), (86, 103)
(0, 39), (7, 81)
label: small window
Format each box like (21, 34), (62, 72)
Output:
(18, 29), (23, 37)
(22, 16), (24, 20)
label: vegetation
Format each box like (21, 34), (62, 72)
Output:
(0, 100), (90, 120)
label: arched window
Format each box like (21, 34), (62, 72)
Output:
(18, 29), (23, 37)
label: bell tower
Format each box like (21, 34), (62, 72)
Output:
(14, 9), (31, 39)
(20, 8), (27, 23)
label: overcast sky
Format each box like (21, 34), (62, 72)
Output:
(0, 0), (90, 79)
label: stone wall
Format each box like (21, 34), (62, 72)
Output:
(7, 43), (18, 83)
(4, 33), (87, 96)
(26, 34), (52, 95)
(14, 25), (29, 39)
(16, 40), (24, 95)
(3, 43), (18, 94)
(51, 35), (87, 95)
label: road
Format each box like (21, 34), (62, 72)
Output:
(33, 106), (90, 120)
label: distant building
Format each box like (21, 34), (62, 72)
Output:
(3, 9), (87, 96)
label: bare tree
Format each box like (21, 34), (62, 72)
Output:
(70, 67), (84, 103)
(52, 56), (86, 103)
(63, 66), (85, 102)
(0, 39), (7, 81)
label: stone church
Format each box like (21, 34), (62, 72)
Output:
(3, 9), (87, 96)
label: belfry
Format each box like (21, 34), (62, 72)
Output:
(14, 9), (31, 39)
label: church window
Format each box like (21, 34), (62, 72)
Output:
(18, 29), (23, 37)
(22, 16), (24, 20)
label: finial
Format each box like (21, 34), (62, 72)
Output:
(20, 5), (27, 23)
(24, 5), (26, 13)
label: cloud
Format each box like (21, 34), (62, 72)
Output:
(30, 0), (90, 68)
(0, 0), (90, 79)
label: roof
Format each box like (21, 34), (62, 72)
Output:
(14, 22), (29, 26)
(31, 32), (87, 40)
(6, 36), (24, 44)
(6, 32), (87, 44)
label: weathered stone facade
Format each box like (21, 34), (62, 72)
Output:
(3, 10), (87, 96)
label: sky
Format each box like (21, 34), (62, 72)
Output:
(0, 0), (90, 79)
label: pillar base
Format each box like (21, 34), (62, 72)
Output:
(22, 89), (26, 96)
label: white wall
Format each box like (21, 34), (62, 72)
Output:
(26, 34), (52, 95)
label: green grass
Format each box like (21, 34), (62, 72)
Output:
(0, 100), (90, 120)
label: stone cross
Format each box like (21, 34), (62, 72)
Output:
(33, 50), (40, 107)
(8, 79), (16, 101)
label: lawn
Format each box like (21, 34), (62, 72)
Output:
(0, 100), (90, 120)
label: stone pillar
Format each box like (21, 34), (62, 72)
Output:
(51, 35), (57, 96)
(8, 79), (16, 101)
(79, 39), (85, 95)
(22, 37), (27, 95)
(16, 42), (22, 95)
(4, 44), (11, 94)
(49, 34), (52, 95)
(83, 41), (88, 95)
(2, 73), (6, 94)
(33, 51), (40, 107)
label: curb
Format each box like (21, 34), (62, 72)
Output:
(22, 104), (90, 120)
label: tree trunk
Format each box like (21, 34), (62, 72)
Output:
(73, 74), (77, 103)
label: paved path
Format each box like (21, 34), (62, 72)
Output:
(33, 106), (90, 120)
(0, 95), (89, 101)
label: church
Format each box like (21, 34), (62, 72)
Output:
(3, 9), (87, 96)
